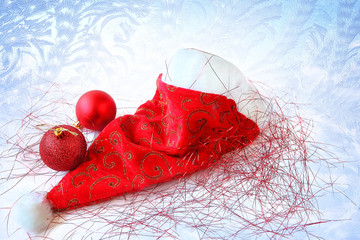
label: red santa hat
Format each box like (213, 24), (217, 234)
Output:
(13, 49), (265, 233)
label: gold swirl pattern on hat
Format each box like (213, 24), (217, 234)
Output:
(186, 109), (216, 134)
(89, 175), (120, 200)
(102, 152), (128, 180)
(132, 174), (145, 189)
(140, 152), (172, 180)
(109, 131), (122, 147)
(200, 92), (218, 106)
(71, 164), (98, 187)
(92, 139), (105, 154)
(136, 107), (156, 119)
(181, 98), (191, 111)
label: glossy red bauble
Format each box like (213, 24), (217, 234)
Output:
(76, 90), (116, 131)
(39, 125), (87, 171)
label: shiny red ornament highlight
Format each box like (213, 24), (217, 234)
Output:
(76, 90), (117, 131)
(39, 125), (87, 171)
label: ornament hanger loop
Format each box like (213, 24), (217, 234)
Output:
(36, 124), (79, 137)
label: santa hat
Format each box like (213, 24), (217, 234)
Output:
(14, 49), (265, 233)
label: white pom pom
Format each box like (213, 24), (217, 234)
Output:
(12, 192), (54, 233)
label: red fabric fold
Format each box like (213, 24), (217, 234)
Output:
(47, 74), (260, 211)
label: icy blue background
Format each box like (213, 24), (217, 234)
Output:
(0, 0), (359, 239)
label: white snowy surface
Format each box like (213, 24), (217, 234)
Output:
(0, 1), (359, 239)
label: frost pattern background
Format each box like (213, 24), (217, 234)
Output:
(0, 0), (359, 239)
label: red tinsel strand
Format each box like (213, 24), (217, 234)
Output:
(1, 80), (341, 240)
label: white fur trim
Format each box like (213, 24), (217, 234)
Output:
(12, 192), (54, 234)
(164, 48), (266, 127)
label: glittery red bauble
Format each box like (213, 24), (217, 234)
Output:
(75, 90), (117, 131)
(39, 125), (87, 171)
